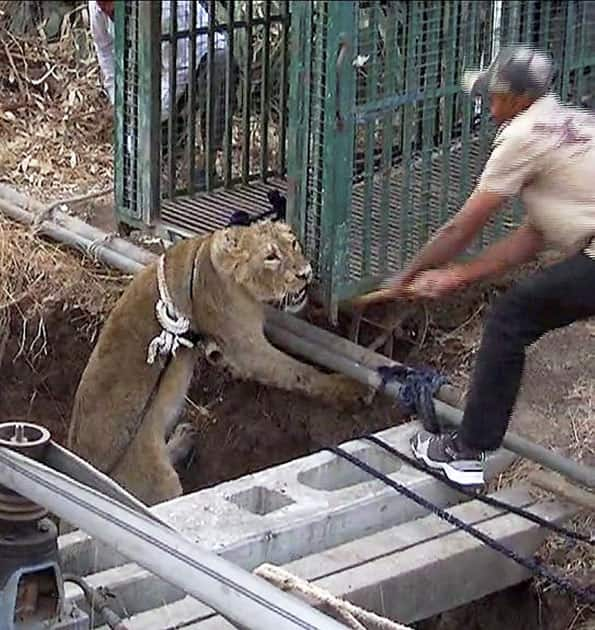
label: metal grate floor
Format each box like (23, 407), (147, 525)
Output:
(160, 178), (288, 237)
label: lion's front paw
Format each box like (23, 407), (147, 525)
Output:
(320, 374), (376, 410)
(167, 422), (199, 469)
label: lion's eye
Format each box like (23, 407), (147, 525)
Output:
(265, 252), (279, 262)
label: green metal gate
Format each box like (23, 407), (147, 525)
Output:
(287, 1), (595, 319)
(113, 1), (290, 237)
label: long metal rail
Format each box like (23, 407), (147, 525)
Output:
(0, 446), (348, 630)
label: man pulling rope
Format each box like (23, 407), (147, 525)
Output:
(366, 46), (595, 487)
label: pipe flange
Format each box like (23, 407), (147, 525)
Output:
(0, 488), (48, 523)
(0, 422), (51, 460)
(0, 422), (51, 523)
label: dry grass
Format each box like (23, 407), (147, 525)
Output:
(0, 215), (125, 365)
(0, 14), (113, 201)
(494, 378), (594, 609)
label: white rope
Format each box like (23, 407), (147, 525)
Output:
(253, 564), (412, 630)
(87, 232), (116, 261)
(147, 254), (196, 365)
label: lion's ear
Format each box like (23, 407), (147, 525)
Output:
(212, 228), (240, 256)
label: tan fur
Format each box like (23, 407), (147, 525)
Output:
(68, 222), (371, 506)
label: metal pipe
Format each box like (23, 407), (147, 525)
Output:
(264, 321), (595, 490)
(264, 306), (464, 406)
(0, 447), (348, 630)
(1, 190), (592, 489)
(0, 196), (144, 276)
(0, 184), (156, 267)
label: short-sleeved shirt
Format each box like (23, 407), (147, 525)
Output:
(477, 94), (595, 260)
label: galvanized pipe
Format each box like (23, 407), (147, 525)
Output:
(0, 184), (155, 268)
(264, 320), (595, 490)
(0, 195), (145, 276)
(0, 447), (348, 630)
(0, 191), (593, 489)
(264, 305), (463, 408)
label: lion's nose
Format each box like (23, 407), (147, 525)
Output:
(297, 265), (312, 282)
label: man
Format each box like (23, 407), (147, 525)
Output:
(88, 0), (234, 184)
(383, 46), (595, 486)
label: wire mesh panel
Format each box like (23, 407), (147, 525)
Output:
(114, 0), (142, 225)
(348, 1), (496, 293)
(114, 0), (290, 235)
(287, 0), (595, 318)
(287, 1), (356, 309)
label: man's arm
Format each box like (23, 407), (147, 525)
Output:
(406, 220), (545, 299)
(393, 189), (505, 288)
(88, 1), (115, 104)
(457, 220), (545, 284)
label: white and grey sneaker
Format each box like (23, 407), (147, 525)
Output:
(410, 430), (486, 486)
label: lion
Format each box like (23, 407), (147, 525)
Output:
(67, 221), (372, 506)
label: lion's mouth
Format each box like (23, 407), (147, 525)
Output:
(271, 287), (308, 314)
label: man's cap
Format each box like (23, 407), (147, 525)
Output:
(462, 46), (554, 98)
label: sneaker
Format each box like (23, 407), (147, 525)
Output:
(410, 430), (486, 486)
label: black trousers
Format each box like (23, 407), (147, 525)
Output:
(460, 250), (595, 451)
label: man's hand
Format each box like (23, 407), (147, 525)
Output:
(381, 269), (417, 299)
(379, 191), (506, 300)
(407, 266), (467, 299)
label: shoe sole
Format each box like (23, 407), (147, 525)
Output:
(411, 438), (485, 487)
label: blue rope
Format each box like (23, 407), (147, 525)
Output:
(377, 364), (448, 434)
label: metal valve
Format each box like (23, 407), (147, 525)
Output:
(0, 422), (86, 629)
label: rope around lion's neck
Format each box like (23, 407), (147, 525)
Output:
(146, 252), (199, 365)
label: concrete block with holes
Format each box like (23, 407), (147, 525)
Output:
(58, 420), (549, 627)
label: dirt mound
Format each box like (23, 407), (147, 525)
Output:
(0, 215), (124, 365)
(0, 296), (401, 493)
(0, 214), (125, 441)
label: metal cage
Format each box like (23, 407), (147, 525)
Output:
(287, 0), (595, 319)
(114, 0), (290, 237)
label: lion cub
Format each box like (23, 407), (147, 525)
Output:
(68, 221), (371, 506)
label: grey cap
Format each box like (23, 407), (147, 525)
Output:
(462, 46), (554, 98)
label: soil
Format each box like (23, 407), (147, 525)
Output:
(416, 582), (588, 630)
(0, 302), (402, 493)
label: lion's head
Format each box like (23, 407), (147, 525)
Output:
(209, 221), (312, 313)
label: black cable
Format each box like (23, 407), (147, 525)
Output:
(363, 434), (593, 545)
(326, 445), (595, 605)
(63, 574), (129, 630)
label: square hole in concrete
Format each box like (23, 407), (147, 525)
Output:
(227, 486), (295, 516)
(297, 448), (402, 491)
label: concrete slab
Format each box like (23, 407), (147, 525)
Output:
(91, 487), (572, 629)
(165, 488), (574, 629)
(61, 421), (517, 626)
(60, 422), (513, 577)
